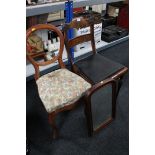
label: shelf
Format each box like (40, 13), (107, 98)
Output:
(48, 19), (65, 26)
(73, 0), (124, 8)
(26, 48), (68, 77)
(26, 35), (128, 78)
(26, 0), (124, 17)
(26, 1), (65, 17)
(97, 35), (129, 52)
(74, 35), (128, 61)
(26, 0), (128, 80)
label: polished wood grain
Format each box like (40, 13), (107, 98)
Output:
(26, 24), (87, 139)
(63, 17), (93, 30)
(64, 18), (128, 136)
(26, 24), (65, 80)
(68, 34), (92, 48)
(84, 77), (117, 136)
(64, 17), (96, 65)
(84, 67), (128, 135)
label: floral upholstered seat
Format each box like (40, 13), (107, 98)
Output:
(36, 69), (91, 113)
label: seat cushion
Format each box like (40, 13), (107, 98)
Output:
(36, 69), (91, 113)
(75, 53), (125, 84)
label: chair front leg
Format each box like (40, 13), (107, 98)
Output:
(48, 113), (59, 139)
(84, 99), (93, 137)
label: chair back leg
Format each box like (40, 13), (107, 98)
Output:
(49, 113), (59, 139)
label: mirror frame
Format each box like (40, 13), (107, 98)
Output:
(84, 79), (117, 136)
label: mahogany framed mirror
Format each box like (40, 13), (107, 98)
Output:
(85, 80), (117, 136)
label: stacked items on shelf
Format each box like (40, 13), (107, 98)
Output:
(28, 28), (69, 60)
(26, 29), (68, 77)
(26, 10), (64, 28)
(26, 14), (48, 28)
(26, 1), (67, 78)
(102, 15), (116, 28)
(47, 10), (64, 22)
(26, 1), (129, 78)
(73, 11), (103, 52)
(101, 1), (129, 42)
(26, 0), (66, 6)
(27, 30), (60, 60)
(26, 0), (65, 28)
(101, 25), (128, 42)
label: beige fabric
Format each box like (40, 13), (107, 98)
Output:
(36, 69), (91, 113)
(27, 33), (44, 52)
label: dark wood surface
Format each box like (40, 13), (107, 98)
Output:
(84, 67), (127, 135)
(26, 24), (89, 139)
(64, 17), (96, 65)
(64, 18), (128, 135)
(27, 21), (128, 138)
(26, 24), (65, 80)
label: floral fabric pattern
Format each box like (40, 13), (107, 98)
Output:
(36, 69), (91, 113)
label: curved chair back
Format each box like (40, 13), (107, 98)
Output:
(26, 24), (65, 80)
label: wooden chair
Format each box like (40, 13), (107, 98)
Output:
(26, 24), (91, 138)
(63, 17), (128, 136)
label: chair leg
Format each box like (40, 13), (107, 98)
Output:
(116, 78), (123, 98)
(112, 81), (117, 119)
(48, 113), (59, 139)
(84, 98), (93, 137)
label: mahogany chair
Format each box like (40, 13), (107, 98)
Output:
(26, 24), (91, 139)
(63, 17), (128, 136)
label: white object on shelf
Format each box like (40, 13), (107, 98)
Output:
(36, 30), (48, 42)
(26, 47), (68, 77)
(46, 54), (52, 60)
(27, 36), (129, 77)
(92, 4), (107, 13)
(43, 41), (48, 50)
(74, 23), (103, 52)
(47, 10), (64, 22)
(47, 42), (57, 52)
(74, 36), (129, 59)
(74, 40), (108, 58)
(52, 38), (57, 43)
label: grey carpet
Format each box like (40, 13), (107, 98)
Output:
(99, 40), (129, 67)
(26, 40), (129, 155)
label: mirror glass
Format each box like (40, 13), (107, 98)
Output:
(91, 83), (112, 130)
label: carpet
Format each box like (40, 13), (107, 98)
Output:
(26, 40), (129, 155)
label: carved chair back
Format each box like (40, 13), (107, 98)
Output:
(26, 24), (65, 80)
(63, 17), (98, 64)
